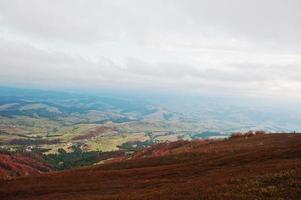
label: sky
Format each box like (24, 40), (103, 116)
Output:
(0, 0), (301, 99)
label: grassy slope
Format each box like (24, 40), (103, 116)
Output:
(0, 133), (300, 200)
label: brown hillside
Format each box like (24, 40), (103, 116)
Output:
(0, 133), (300, 200)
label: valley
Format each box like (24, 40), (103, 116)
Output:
(1, 87), (300, 174)
(0, 87), (230, 157)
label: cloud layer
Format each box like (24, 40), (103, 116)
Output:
(0, 0), (301, 98)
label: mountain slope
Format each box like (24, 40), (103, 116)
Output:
(0, 133), (300, 200)
(0, 151), (52, 180)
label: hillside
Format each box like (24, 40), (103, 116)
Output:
(0, 151), (52, 180)
(0, 133), (300, 200)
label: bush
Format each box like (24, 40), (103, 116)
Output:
(230, 131), (256, 139)
(255, 131), (266, 135)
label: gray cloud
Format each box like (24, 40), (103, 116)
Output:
(0, 0), (301, 98)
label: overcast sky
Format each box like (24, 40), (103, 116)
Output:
(0, 0), (301, 98)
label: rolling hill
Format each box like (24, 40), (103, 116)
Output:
(1, 87), (301, 156)
(1, 133), (300, 200)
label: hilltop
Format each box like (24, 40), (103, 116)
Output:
(1, 133), (300, 200)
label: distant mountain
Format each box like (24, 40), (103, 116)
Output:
(0, 87), (157, 123)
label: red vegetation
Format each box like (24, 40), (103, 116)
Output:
(95, 150), (126, 164)
(0, 151), (52, 180)
(5, 138), (60, 145)
(72, 126), (113, 140)
(1, 133), (301, 200)
(132, 140), (201, 158)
